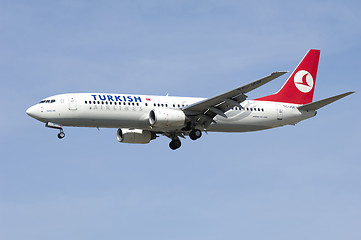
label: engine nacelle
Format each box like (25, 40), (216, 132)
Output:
(149, 108), (186, 128)
(117, 128), (155, 144)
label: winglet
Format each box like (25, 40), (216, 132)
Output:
(298, 91), (355, 111)
(240, 71), (288, 93)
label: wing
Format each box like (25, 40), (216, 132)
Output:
(183, 71), (288, 128)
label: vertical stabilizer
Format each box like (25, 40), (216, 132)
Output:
(256, 49), (320, 104)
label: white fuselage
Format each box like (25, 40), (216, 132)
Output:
(26, 93), (316, 133)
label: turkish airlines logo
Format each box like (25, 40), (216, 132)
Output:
(294, 70), (314, 93)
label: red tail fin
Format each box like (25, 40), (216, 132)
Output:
(256, 49), (320, 104)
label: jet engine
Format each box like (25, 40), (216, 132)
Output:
(149, 108), (187, 128)
(117, 128), (155, 144)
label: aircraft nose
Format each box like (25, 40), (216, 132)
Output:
(26, 105), (38, 118)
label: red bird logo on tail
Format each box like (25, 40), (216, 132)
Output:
(294, 70), (314, 93)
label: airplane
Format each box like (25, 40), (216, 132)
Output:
(26, 49), (354, 150)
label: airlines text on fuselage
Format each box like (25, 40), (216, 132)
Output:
(91, 95), (142, 102)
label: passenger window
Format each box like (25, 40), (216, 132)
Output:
(97, 101), (100, 104)
(85, 101), (87, 104)
(145, 103), (148, 106)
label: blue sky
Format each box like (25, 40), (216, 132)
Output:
(1, 1), (360, 239)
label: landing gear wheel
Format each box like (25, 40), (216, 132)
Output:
(169, 139), (181, 150)
(58, 131), (65, 139)
(189, 129), (202, 140)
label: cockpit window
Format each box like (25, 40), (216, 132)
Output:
(39, 99), (56, 104)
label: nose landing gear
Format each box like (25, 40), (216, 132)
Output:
(57, 130), (65, 139)
(46, 122), (65, 139)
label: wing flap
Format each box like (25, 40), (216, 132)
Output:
(298, 91), (355, 111)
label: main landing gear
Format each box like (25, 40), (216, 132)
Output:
(169, 139), (181, 150)
(168, 129), (202, 150)
(189, 129), (202, 140)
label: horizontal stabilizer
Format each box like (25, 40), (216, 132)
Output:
(298, 91), (355, 111)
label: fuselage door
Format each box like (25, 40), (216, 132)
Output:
(68, 95), (77, 110)
(277, 104), (283, 120)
